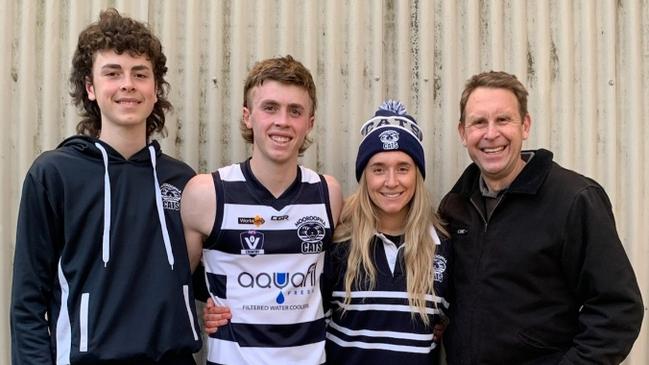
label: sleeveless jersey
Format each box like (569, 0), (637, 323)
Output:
(203, 160), (333, 365)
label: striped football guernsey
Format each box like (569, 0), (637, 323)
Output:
(203, 160), (334, 365)
(322, 227), (451, 365)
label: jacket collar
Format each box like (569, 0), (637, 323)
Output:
(451, 148), (554, 198)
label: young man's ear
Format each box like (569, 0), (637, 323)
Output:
(243, 107), (252, 129)
(307, 115), (315, 132)
(85, 77), (96, 101)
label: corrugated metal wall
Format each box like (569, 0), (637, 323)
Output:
(2, 0), (647, 363)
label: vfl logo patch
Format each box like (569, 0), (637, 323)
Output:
(160, 183), (181, 211)
(296, 216), (326, 254)
(379, 129), (399, 150)
(238, 215), (266, 226)
(240, 230), (265, 256)
(433, 255), (447, 282)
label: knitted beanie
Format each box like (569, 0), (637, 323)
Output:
(355, 100), (425, 181)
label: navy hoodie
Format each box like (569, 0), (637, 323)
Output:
(11, 136), (202, 364)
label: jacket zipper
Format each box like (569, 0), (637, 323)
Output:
(469, 194), (506, 232)
(469, 196), (488, 232)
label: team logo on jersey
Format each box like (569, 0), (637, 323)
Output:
(296, 216), (326, 254)
(433, 254), (447, 282)
(379, 129), (400, 150)
(238, 215), (266, 226)
(240, 230), (265, 256)
(160, 183), (181, 211)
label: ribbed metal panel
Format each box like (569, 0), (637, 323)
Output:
(2, 1), (647, 363)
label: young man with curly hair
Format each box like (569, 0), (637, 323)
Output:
(11, 9), (201, 364)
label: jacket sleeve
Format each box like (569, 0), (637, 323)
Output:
(11, 171), (59, 365)
(559, 185), (644, 364)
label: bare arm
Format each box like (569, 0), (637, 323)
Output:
(183, 174), (233, 333)
(181, 173), (217, 272)
(323, 174), (343, 227)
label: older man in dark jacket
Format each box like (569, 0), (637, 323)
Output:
(440, 71), (643, 365)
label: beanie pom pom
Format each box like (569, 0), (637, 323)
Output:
(379, 100), (407, 115)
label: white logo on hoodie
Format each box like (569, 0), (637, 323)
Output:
(160, 183), (181, 211)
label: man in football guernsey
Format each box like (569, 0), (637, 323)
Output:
(322, 100), (451, 364)
(181, 55), (343, 365)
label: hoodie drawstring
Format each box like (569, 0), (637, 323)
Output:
(94, 143), (111, 267)
(149, 146), (175, 270)
(94, 143), (175, 270)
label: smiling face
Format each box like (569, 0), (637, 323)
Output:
(459, 87), (531, 191)
(86, 50), (157, 136)
(364, 151), (417, 229)
(243, 80), (314, 166)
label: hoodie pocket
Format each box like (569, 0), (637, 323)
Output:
(79, 293), (89, 352)
(183, 285), (199, 341)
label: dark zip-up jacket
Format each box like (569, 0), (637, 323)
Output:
(11, 136), (202, 364)
(439, 149), (643, 365)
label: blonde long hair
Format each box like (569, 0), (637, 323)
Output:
(333, 170), (446, 325)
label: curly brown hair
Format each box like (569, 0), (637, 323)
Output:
(241, 55), (317, 154)
(69, 8), (171, 138)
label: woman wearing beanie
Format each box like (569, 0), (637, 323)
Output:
(321, 100), (452, 364)
(203, 100), (451, 364)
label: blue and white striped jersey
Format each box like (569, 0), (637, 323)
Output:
(322, 228), (451, 365)
(203, 160), (334, 365)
